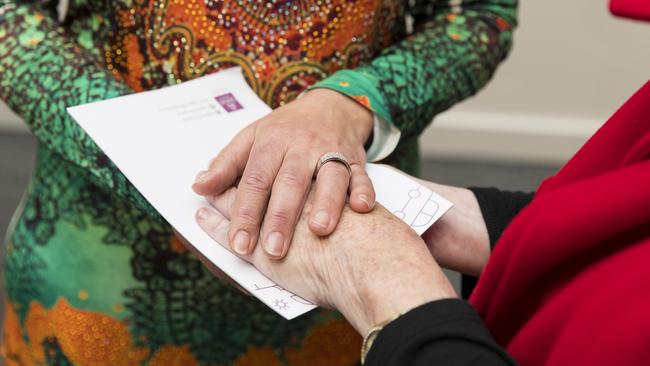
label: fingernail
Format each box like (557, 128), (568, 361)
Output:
(194, 170), (210, 183)
(358, 195), (374, 209)
(311, 210), (330, 229)
(232, 231), (250, 255)
(197, 208), (210, 221)
(264, 232), (285, 257)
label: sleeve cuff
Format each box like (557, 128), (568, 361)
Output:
(365, 299), (508, 366)
(467, 187), (535, 249)
(311, 69), (394, 126)
(311, 69), (401, 161)
(366, 113), (401, 162)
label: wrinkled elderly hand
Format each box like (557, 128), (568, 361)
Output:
(192, 89), (375, 260)
(196, 186), (456, 335)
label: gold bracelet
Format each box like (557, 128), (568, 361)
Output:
(360, 314), (402, 364)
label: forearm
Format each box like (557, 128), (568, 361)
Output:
(314, 0), (518, 139)
(0, 3), (160, 219)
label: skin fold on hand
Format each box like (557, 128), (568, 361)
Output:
(192, 88), (376, 261)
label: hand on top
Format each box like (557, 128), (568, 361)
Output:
(192, 88), (376, 259)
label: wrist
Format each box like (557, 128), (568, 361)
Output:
(358, 260), (456, 334)
(305, 88), (374, 144)
(422, 184), (490, 276)
(331, 234), (457, 335)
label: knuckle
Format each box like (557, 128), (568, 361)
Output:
(235, 206), (261, 226)
(277, 171), (310, 190)
(241, 171), (273, 193)
(267, 209), (293, 228)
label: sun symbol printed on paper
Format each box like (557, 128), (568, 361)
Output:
(273, 299), (289, 311)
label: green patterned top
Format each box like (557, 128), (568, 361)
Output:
(0, 0), (516, 365)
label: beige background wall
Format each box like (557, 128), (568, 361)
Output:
(0, 101), (19, 131)
(1, 0), (649, 163)
(423, 0), (650, 164)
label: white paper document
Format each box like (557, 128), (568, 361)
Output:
(67, 67), (453, 319)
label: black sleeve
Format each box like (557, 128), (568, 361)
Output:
(462, 188), (534, 298)
(365, 299), (517, 366)
(468, 187), (534, 249)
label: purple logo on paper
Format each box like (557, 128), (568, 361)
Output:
(215, 93), (243, 112)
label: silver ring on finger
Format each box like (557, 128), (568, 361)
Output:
(315, 152), (352, 177)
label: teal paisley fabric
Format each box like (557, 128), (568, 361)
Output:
(0, 1), (517, 365)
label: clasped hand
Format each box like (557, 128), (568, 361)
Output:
(189, 88), (492, 330)
(196, 186), (457, 335)
(189, 176), (492, 335)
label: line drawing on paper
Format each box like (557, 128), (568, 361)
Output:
(273, 299), (289, 311)
(254, 283), (284, 292)
(289, 294), (315, 305)
(393, 186), (440, 229)
(254, 283), (315, 306)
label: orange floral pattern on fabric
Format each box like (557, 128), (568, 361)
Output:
(49, 298), (149, 366)
(3, 301), (35, 366)
(233, 346), (284, 366)
(148, 345), (199, 366)
(1, 0), (517, 364)
(2, 298), (212, 366)
(230, 320), (362, 366)
(169, 234), (189, 254)
(285, 319), (362, 366)
(105, 0), (401, 107)
(3, 298), (361, 366)
(24, 301), (50, 363)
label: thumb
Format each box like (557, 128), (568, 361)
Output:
(192, 124), (255, 195)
